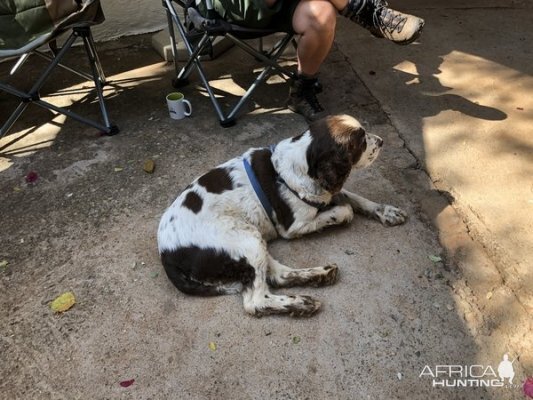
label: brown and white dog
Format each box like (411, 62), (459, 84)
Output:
(157, 115), (407, 317)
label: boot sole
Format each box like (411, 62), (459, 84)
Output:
(393, 20), (425, 45)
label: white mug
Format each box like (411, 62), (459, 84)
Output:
(166, 92), (192, 120)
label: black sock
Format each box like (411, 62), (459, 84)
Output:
(341, 0), (367, 19)
(296, 73), (318, 86)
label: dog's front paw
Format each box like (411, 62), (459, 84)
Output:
(328, 204), (354, 226)
(375, 204), (408, 226)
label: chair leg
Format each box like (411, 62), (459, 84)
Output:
(224, 33), (295, 122)
(9, 53), (31, 76)
(1, 29), (118, 137)
(84, 29), (107, 85)
(1, 33), (77, 138)
(77, 27), (119, 135)
(164, 2), (181, 78)
(0, 102), (29, 138)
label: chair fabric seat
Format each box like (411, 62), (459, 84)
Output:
(0, 0), (104, 57)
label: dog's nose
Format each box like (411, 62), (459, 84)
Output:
(376, 137), (383, 147)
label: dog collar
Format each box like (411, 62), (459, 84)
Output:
(270, 144), (328, 211)
(243, 156), (278, 230)
(276, 177), (329, 211)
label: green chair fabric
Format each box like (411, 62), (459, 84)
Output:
(0, 0), (104, 57)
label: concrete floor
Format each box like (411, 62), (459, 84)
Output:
(0, 3), (531, 399)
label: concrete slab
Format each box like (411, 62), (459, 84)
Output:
(335, 7), (533, 311)
(335, 5), (533, 394)
(0, 22), (531, 400)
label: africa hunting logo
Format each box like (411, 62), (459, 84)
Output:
(419, 353), (518, 388)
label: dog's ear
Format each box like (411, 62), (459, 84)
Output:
(307, 117), (354, 193)
(313, 150), (352, 193)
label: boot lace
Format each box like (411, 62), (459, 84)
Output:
(372, 0), (407, 34)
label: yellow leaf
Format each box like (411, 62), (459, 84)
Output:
(208, 342), (217, 351)
(50, 292), (76, 313)
(143, 159), (155, 174)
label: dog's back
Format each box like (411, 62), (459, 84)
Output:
(157, 151), (276, 296)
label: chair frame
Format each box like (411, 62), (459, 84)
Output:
(163, 0), (297, 127)
(0, 26), (118, 138)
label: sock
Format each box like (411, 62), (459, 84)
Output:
(296, 73), (318, 85)
(291, 73), (319, 97)
(340, 0), (367, 19)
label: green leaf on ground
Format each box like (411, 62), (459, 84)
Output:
(428, 255), (442, 263)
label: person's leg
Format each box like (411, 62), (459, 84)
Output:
(292, 0), (337, 77)
(287, 0), (336, 122)
(286, 0), (424, 121)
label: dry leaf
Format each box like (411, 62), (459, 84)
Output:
(25, 171), (38, 184)
(119, 379), (135, 388)
(143, 159), (155, 174)
(523, 377), (533, 398)
(50, 292), (76, 313)
(208, 342), (217, 351)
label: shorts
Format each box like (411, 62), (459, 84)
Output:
(200, 0), (298, 31)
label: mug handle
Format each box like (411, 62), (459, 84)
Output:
(183, 99), (192, 117)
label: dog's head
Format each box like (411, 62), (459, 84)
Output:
(306, 115), (383, 193)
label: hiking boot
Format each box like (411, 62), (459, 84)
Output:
(342, 0), (424, 45)
(287, 76), (328, 122)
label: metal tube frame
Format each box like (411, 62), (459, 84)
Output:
(163, 0), (296, 127)
(0, 27), (118, 138)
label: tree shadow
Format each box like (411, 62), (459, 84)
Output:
(335, 3), (533, 396)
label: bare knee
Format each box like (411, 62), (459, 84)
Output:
(293, 0), (337, 36)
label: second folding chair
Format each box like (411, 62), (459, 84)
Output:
(0, 0), (118, 138)
(162, 0), (297, 127)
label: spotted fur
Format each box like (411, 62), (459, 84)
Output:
(157, 115), (407, 317)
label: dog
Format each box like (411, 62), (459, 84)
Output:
(157, 115), (407, 317)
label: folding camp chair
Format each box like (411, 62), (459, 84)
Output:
(162, 0), (297, 127)
(0, 0), (118, 138)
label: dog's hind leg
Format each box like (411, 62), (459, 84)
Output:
(341, 189), (408, 226)
(267, 255), (338, 288)
(239, 240), (321, 317)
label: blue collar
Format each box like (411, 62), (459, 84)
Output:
(243, 155), (277, 229)
(243, 146), (330, 230)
